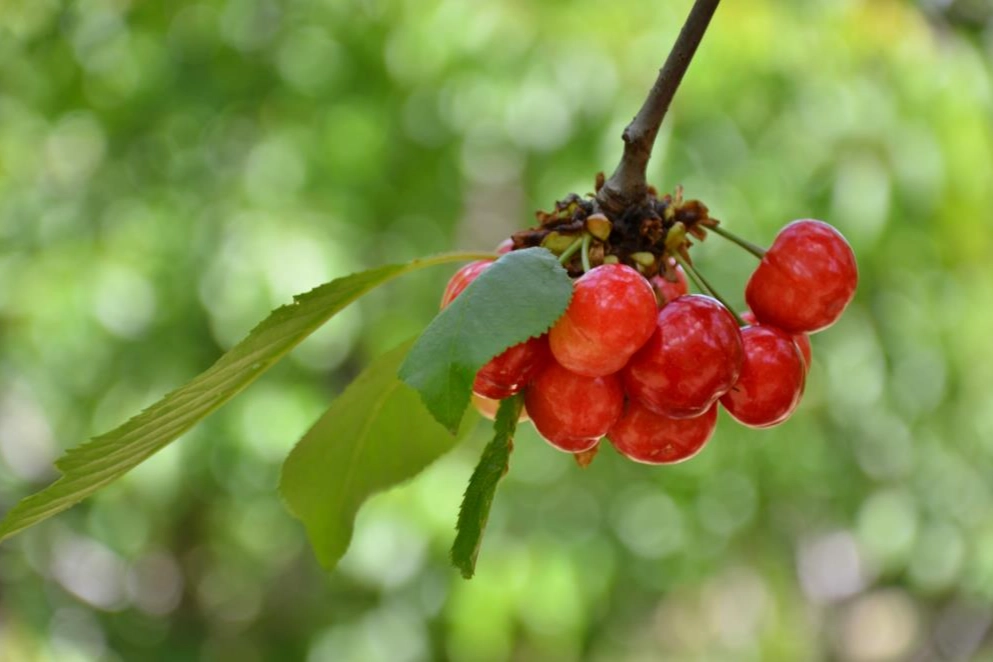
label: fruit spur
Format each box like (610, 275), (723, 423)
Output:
(443, 184), (858, 466)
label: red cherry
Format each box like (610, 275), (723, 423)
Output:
(440, 260), (492, 309)
(525, 361), (624, 453)
(441, 260), (547, 399)
(794, 333), (812, 368)
(608, 402), (717, 465)
(745, 219), (858, 333)
(472, 335), (550, 399)
(741, 310), (812, 368)
(623, 295), (743, 418)
(649, 259), (689, 306)
(549, 264), (657, 377)
(720, 325), (805, 428)
(472, 393), (530, 422)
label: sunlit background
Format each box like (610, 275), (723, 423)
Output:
(1, 0), (992, 659)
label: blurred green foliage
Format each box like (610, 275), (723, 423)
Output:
(1, 0), (992, 660)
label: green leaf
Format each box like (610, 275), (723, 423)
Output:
(398, 247), (572, 433)
(279, 340), (477, 570)
(0, 252), (494, 544)
(451, 395), (523, 579)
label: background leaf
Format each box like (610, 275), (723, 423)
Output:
(451, 395), (524, 579)
(0, 254), (489, 543)
(399, 248), (572, 432)
(280, 341), (477, 570)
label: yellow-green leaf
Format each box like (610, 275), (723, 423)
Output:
(0, 252), (493, 544)
(279, 340), (477, 570)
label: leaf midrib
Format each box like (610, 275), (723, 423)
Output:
(320, 380), (400, 545)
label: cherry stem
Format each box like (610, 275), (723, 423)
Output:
(675, 253), (707, 294)
(414, 251), (501, 267)
(595, 0), (722, 216)
(558, 236), (584, 265)
(580, 234), (592, 273)
(673, 254), (746, 326)
(709, 224), (766, 259)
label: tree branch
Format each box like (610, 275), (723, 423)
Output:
(596, 0), (722, 217)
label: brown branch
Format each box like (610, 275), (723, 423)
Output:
(596, 0), (722, 217)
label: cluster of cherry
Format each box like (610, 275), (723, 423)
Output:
(443, 220), (857, 465)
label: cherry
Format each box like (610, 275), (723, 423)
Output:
(649, 259), (689, 306)
(745, 219), (858, 334)
(796, 335), (812, 369)
(525, 361), (624, 453)
(741, 310), (812, 368)
(441, 260), (492, 309)
(623, 294), (743, 418)
(720, 325), (805, 428)
(441, 260), (548, 399)
(608, 401), (717, 464)
(548, 264), (657, 377)
(472, 393), (530, 422)
(472, 335), (550, 399)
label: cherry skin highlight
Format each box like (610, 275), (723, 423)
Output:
(549, 264), (657, 377)
(623, 295), (744, 418)
(525, 361), (624, 453)
(608, 402), (717, 465)
(649, 259), (689, 306)
(441, 260), (548, 399)
(741, 310), (812, 368)
(720, 325), (806, 428)
(745, 219), (858, 334)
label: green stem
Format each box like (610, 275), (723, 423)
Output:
(677, 254), (707, 293)
(558, 236), (584, 265)
(674, 254), (746, 326)
(580, 234), (592, 273)
(709, 225), (766, 259)
(413, 250), (502, 267)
